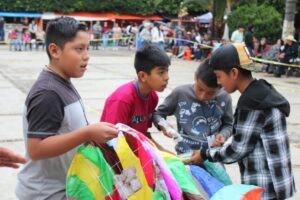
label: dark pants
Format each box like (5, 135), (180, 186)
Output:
(201, 48), (210, 59)
(0, 30), (4, 41)
(246, 46), (254, 57)
(93, 33), (101, 50)
(194, 48), (202, 60)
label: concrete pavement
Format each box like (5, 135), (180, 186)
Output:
(0, 46), (299, 199)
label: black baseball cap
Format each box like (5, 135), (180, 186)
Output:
(210, 43), (255, 71)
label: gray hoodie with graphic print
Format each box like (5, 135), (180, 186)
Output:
(153, 84), (233, 154)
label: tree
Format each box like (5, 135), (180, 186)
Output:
(227, 4), (282, 42)
(222, 0), (234, 40)
(282, 0), (297, 38)
(182, 0), (226, 39)
(0, 0), (204, 16)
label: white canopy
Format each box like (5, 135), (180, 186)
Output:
(197, 12), (213, 24)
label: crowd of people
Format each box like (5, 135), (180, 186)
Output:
(233, 24), (300, 77)
(1, 18), (216, 61)
(89, 19), (212, 60)
(88, 21), (300, 78)
(2, 17), (298, 78)
(3, 20), (46, 51)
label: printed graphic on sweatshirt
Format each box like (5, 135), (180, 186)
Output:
(176, 100), (223, 153)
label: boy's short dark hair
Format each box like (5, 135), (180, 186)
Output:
(238, 24), (244, 29)
(195, 59), (219, 88)
(45, 17), (87, 59)
(134, 43), (170, 74)
(248, 25), (254, 31)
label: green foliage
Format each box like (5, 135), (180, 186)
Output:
(182, 0), (211, 15)
(227, 4), (282, 42)
(233, 0), (286, 14)
(0, 0), (206, 16)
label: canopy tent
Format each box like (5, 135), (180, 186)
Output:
(42, 12), (108, 21)
(171, 19), (196, 23)
(0, 12), (42, 18)
(42, 12), (162, 21)
(197, 12), (213, 24)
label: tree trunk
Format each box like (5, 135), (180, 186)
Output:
(212, 0), (216, 40)
(222, 0), (232, 40)
(282, 0), (297, 39)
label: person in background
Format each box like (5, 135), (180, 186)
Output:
(13, 27), (22, 51)
(262, 38), (284, 74)
(201, 33), (211, 59)
(193, 31), (202, 60)
(112, 23), (122, 50)
(262, 38), (284, 61)
(278, 35), (299, 64)
(0, 17), (5, 41)
(174, 21), (183, 49)
(126, 22), (136, 49)
(255, 37), (271, 58)
(245, 25), (255, 56)
(230, 24), (244, 43)
(101, 21), (110, 50)
(28, 20), (37, 49)
(139, 22), (152, 47)
(92, 21), (102, 50)
(275, 35), (299, 77)
(151, 22), (164, 50)
(22, 29), (32, 51)
(35, 26), (45, 51)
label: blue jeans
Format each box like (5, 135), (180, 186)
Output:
(13, 39), (22, 50)
(113, 38), (119, 48)
(158, 41), (164, 50)
(136, 37), (143, 49)
(102, 34), (109, 48)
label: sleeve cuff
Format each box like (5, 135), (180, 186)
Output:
(221, 130), (231, 139)
(201, 147), (209, 160)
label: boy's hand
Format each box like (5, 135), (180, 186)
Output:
(87, 122), (118, 143)
(158, 125), (173, 138)
(183, 150), (203, 166)
(0, 147), (27, 168)
(212, 133), (225, 147)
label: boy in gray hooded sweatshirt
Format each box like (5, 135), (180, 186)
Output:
(153, 59), (233, 155)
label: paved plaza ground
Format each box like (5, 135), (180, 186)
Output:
(0, 46), (299, 199)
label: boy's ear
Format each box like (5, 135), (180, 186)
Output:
(48, 43), (61, 59)
(137, 71), (148, 82)
(231, 68), (239, 80)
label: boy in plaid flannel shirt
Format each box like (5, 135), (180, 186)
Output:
(185, 43), (295, 200)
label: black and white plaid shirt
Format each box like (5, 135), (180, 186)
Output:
(202, 108), (295, 200)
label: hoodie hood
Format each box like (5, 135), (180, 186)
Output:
(237, 79), (290, 116)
